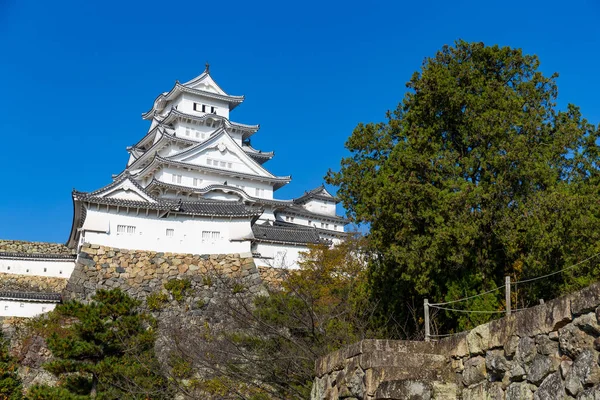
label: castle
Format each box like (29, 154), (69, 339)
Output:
(0, 66), (347, 317)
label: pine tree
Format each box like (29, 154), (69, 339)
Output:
(33, 289), (172, 399)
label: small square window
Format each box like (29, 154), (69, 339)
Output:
(3, 306), (7, 311)
(20, 303), (24, 308)
(44, 268), (47, 272)
(166, 228), (174, 237)
(211, 106), (216, 114)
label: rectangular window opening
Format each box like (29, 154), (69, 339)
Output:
(117, 225), (136, 235)
(166, 229), (174, 237)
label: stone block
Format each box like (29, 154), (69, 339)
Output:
(564, 349), (600, 396)
(506, 382), (534, 400)
(533, 372), (564, 400)
(570, 281), (600, 316)
(466, 323), (490, 355)
(462, 356), (487, 386)
(431, 382), (458, 400)
(527, 354), (558, 385)
(374, 380), (432, 400)
(558, 323), (595, 359)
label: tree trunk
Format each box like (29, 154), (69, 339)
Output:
(90, 373), (98, 399)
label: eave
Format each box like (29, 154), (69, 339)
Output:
(142, 83), (245, 120)
(135, 155), (291, 190)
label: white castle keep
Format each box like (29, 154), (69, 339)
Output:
(66, 65), (347, 268)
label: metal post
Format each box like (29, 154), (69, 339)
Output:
(505, 276), (511, 316)
(424, 298), (430, 342)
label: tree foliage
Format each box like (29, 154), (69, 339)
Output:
(32, 289), (172, 399)
(0, 331), (22, 400)
(327, 40), (600, 334)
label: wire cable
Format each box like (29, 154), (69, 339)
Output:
(430, 285), (505, 306)
(429, 304), (506, 314)
(513, 252), (600, 285)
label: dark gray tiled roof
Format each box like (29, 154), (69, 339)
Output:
(293, 185), (340, 204)
(0, 291), (62, 303)
(272, 220), (347, 239)
(178, 201), (262, 217)
(283, 204), (349, 224)
(252, 223), (325, 245)
(73, 191), (262, 218)
(0, 252), (76, 261)
(145, 180), (294, 207)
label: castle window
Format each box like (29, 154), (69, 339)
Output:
(193, 178), (200, 186)
(220, 161), (226, 167)
(308, 220), (312, 226)
(44, 268), (47, 272)
(185, 127), (191, 136)
(227, 162), (232, 168)
(196, 131), (200, 138)
(20, 303), (24, 308)
(202, 231), (221, 242)
(3, 306), (7, 311)
(211, 106), (217, 114)
(172, 174), (182, 184)
(42, 307), (47, 312)
(202, 105), (207, 112)
(166, 229), (174, 237)
(117, 225), (136, 235)
(193, 103), (201, 112)
(255, 188), (264, 197)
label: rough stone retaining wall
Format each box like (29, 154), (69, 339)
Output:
(0, 240), (74, 255)
(313, 281), (600, 400)
(0, 273), (68, 293)
(64, 244), (268, 306)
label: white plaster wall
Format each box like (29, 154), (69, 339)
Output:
(82, 208), (252, 255)
(275, 213), (343, 232)
(0, 301), (57, 318)
(0, 258), (74, 278)
(174, 122), (215, 141)
(302, 199), (337, 217)
(176, 94), (230, 119)
(253, 243), (308, 269)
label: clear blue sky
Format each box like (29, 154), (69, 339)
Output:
(1, 0), (599, 243)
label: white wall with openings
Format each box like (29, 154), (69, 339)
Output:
(81, 207), (253, 255)
(0, 257), (75, 278)
(0, 300), (57, 318)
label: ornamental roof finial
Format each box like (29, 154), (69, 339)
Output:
(205, 62), (210, 73)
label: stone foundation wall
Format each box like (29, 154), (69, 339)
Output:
(313, 281), (600, 400)
(0, 240), (74, 255)
(65, 244), (267, 308)
(0, 273), (68, 293)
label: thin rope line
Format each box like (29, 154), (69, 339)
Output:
(429, 333), (456, 338)
(429, 304), (505, 314)
(430, 285), (505, 306)
(513, 252), (600, 285)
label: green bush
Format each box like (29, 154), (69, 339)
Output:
(164, 279), (192, 302)
(147, 292), (169, 311)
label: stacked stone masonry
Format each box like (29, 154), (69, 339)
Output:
(65, 244), (277, 306)
(312, 281), (600, 400)
(0, 273), (68, 293)
(0, 240), (75, 255)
